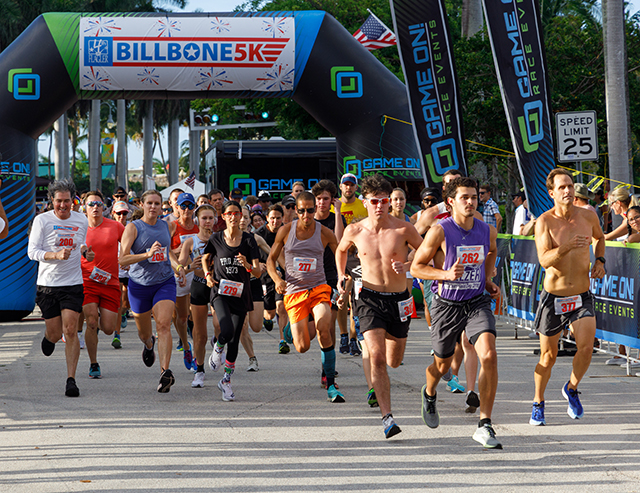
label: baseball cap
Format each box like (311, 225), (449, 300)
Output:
(177, 192), (196, 206)
(341, 173), (358, 185)
(574, 183), (594, 200)
(258, 191), (272, 202)
(251, 204), (263, 213)
(113, 201), (129, 213)
(113, 186), (127, 197)
(512, 191), (526, 200)
(281, 194), (296, 207)
(230, 188), (243, 200)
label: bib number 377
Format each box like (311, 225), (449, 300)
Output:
(554, 295), (582, 315)
(398, 298), (413, 322)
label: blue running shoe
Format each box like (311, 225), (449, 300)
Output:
(183, 342), (194, 371)
(283, 322), (293, 345)
(89, 363), (101, 379)
(349, 338), (361, 356)
(382, 414), (401, 439)
(339, 334), (349, 354)
(530, 401), (545, 426)
(354, 316), (363, 341)
(263, 318), (273, 332)
(177, 340), (183, 351)
(327, 384), (345, 403)
(120, 314), (127, 329)
(562, 381), (584, 419)
(446, 374), (465, 393)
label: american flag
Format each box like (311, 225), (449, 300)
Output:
(353, 12), (396, 51)
(185, 171), (196, 189)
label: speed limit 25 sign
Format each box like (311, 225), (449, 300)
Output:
(555, 110), (598, 162)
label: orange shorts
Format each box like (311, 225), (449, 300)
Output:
(83, 280), (121, 313)
(283, 284), (331, 324)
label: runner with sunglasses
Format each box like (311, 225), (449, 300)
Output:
(169, 193), (199, 371)
(120, 190), (186, 393)
(336, 174), (423, 438)
(112, 201), (130, 348)
(80, 191), (125, 379)
(202, 201), (262, 401)
(267, 192), (344, 403)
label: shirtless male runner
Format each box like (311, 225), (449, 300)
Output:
(530, 168), (605, 425)
(336, 174), (423, 438)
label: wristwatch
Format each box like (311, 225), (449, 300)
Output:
(596, 256), (606, 264)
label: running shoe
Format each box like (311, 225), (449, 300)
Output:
(473, 423), (503, 449)
(111, 333), (122, 349)
(605, 356), (624, 365)
(247, 357), (259, 372)
(354, 316), (363, 341)
(339, 334), (349, 354)
(177, 340), (183, 351)
(263, 318), (273, 332)
(446, 374), (465, 393)
(367, 388), (379, 408)
(218, 379), (235, 401)
(562, 381), (584, 419)
(142, 335), (156, 367)
(89, 362), (101, 379)
(382, 414), (401, 439)
(465, 390), (480, 414)
(157, 369), (175, 393)
(183, 342), (194, 371)
(278, 340), (290, 354)
(349, 338), (361, 356)
(421, 385), (439, 428)
(41, 336), (55, 356)
(209, 348), (225, 372)
(191, 371), (205, 388)
(327, 384), (345, 403)
(65, 377), (80, 397)
(78, 332), (85, 349)
(530, 401), (545, 426)
(441, 367), (453, 382)
(120, 314), (127, 329)
(283, 322), (293, 345)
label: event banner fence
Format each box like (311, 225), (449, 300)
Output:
(390, 0), (468, 185)
(500, 235), (640, 349)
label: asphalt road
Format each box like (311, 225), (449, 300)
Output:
(1, 313), (639, 492)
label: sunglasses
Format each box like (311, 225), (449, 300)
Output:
(297, 207), (315, 215)
(479, 191), (486, 195)
(114, 194), (126, 199)
(179, 203), (195, 210)
(114, 211), (128, 216)
(368, 197), (390, 206)
(162, 208), (172, 213)
(423, 198), (437, 204)
(285, 204), (296, 210)
(223, 211), (241, 217)
(86, 201), (104, 207)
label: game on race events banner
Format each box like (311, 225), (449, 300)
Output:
(79, 16), (295, 92)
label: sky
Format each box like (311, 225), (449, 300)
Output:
(39, 0), (639, 171)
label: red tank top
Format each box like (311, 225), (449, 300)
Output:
(171, 221), (199, 249)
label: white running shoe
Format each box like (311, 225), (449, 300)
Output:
(218, 379), (235, 401)
(247, 357), (259, 372)
(191, 371), (205, 388)
(209, 349), (225, 372)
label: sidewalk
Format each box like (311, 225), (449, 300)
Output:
(1, 315), (639, 492)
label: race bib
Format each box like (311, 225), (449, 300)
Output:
(554, 295), (582, 315)
(354, 279), (363, 300)
(294, 257), (317, 273)
(56, 233), (76, 249)
(179, 233), (197, 245)
(147, 246), (167, 263)
(457, 245), (485, 265)
(219, 279), (244, 298)
(89, 266), (112, 285)
(398, 298), (413, 322)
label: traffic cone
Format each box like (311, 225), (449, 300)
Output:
(410, 298), (421, 319)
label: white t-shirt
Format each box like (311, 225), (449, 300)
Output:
(28, 211), (88, 287)
(0, 216), (5, 235)
(512, 205), (530, 235)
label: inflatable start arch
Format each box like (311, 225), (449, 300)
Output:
(0, 11), (422, 319)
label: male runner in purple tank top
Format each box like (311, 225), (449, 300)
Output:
(411, 176), (502, 449)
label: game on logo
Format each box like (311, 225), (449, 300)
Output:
(230, 174), (256, 196)
(518, 100), (544, 153)
(8, 68), (40, 100)
(330, 66), (363, 98)
(425, 138), (460, 183)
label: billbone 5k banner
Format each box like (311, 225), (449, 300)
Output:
(482, 0), (554, 218)
(390, 0), (468, 185)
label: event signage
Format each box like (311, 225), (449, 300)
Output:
(79, 16), (295, 92)
(390, 0), (468, 184)
(482, 0), (554, 218)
